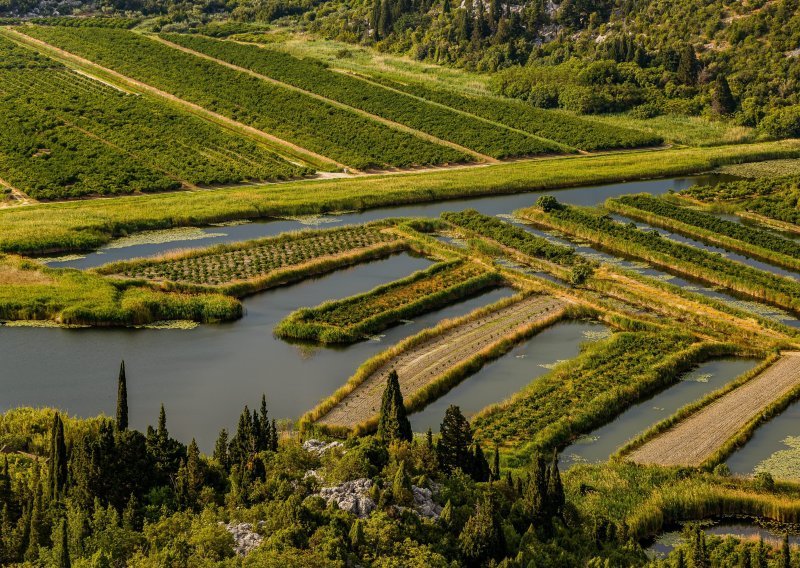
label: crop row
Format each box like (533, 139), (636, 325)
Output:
(472, 331), (730, 462)
(0, 36), (305, 198)
(681, 176), (800, 227)
(372, 76), (662, 151)
(0, 92), (178, 199)
(5, 66), (306, 186)
(275, 261), (501, 343)
(521, 201), (800, 314)
(22, 26), (467, 170)
(441, 209), (576, 264)
(99, 224), (403, 291)
(163, 34), (561, 159)
(608, 194), (800, 271)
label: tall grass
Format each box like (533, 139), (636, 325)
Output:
(2, 141), (799, 254)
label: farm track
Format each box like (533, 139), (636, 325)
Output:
(627, 352), (800, 467)
(151, 36), (494, 164)
(316, 295), (568, 429)
(1, 28), (342, 172)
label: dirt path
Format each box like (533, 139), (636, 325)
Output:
(1, 28), (342, 172)
(151, 36), (494, 164)
(0, 177), (36, 208)
(317, 295), (568, 429)
(627, 352), (800, 467)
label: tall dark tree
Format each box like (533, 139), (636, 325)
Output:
(116, 360), (128, 431)
(692, 528), (708, 568)
(492, 445), (500, 480)
(521, 453), (548, 525)
(48, 413), (67, 501)
(436, 405), (473, 474)
(471, 443), (491, 482)
(712, 75), (736, 115)
(0, 457), (11, 510)
(458, 496), (506, 567)
(546, 450), (565, 519)
(56, 518), (70, 568)
(213, 428), (229, 470)
(377, 370), (412, 443)
(780, 533), (791, 568)
(677, 45), (699, 85)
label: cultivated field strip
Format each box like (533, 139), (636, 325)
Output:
(99, 225), (403, 291)
(20, 26), (467, 170)
(316, 294), (568, 429)
(161, 34), (561, 160)
(627, 352), (800, 467)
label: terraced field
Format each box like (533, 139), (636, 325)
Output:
(315, 294), (568, 429)
(98, 224), (404, 294)
(627, 352), (800, 467)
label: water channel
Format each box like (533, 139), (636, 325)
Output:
(4, 174), (798, 450)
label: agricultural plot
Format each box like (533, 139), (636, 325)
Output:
(162, 34), (564, 159)
(98, 224), (405, 295)
(311, 294), (569, 431)
(0, 37), (305, 199)
(472, 331), (709, 454)
(368, 76), (662, 151)
(21, 26), (468, 170)
(681, 176), (800, 228)
(627, 352), (800, 467)
(608, 195), (800, 272)
(520, 201), (800, 315)
(275, 260), (501, 343)
(442, 209), (576, 264)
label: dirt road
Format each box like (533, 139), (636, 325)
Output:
(316, 294), (568, 429)
(627, 352), (800, 467)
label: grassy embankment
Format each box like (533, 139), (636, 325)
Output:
(301, 292), (586, 434)
(519, 202), (800, 316)
(2, 141), (799, 255)
(0, 254), (240, 326)
(472, 330), (750, 467)
(566, 462), (800, 541)
(606, 194), (800, 272)
(274, 260), (501, 343)
(96, 222), (407, 297)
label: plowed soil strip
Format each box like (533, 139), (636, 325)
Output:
(317, 295), (568, 429)
(627, 352), (800, 467)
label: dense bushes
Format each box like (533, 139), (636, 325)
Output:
(275, 261), (502, 343)
(23, 26), (467, 170)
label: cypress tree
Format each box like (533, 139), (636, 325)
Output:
(780, 534), (791, 568)
(0, 457), (11, 509)
(391, 461), (414, 506)
(712, 75), (736, 115)
(258, 395), (270, 451)
(458, 496), (506, 567)
(522, 453), (548, 525)
(157, 404), (168, 443)
(349, 519), (364, 551)
(48, 413), (67, 501)
(377, 370), (412, 443)
(213, 428), (230, 469)
(116, 360), (128, 431)
(740, 546), (752, 568)
(492, 446), (500, 480)
(674, 548), (687, 568)
(546, 450), (565, 519)
(426, 428), (434, 450)
(755, 536), (768, 568)
(270, 419), (278, 452)
(692, 529), (708, 568)
(437, 405), (472, 474)
(56, 518), (70, 568)
(677, 45), (699, 85)
(471, 443), (491, 482)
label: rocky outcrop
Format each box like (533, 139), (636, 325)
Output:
(221, 522), (264, 556)
(316, 478), (442, 519)
(317, 478), (376, 518)
(303, 439), (344, 456)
